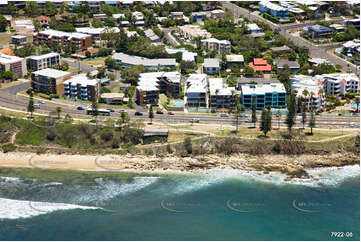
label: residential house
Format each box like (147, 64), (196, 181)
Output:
(93, 14), (107, 20)
(112, 52), (177, 70)
(303, 24), (333, 39)
(200, 38), (231, 53)
(28, 52), (60, 71)
(210, 9), (225, 19)
(185, 74), (208, 108)
(177, 25), (212, 40)
(248, 58), (272, 74)
(0, 48), (15, 56)
(34, 29), (92, 50)
(75, 27), (120, 43)
(11, 35), (27, 45)
(209, 78), (237, 109)
(63, 74), (100, 100)
(240, 83), (287, 109)
(0, 53), (27, 78)
(226, 55), (244, 69)
(237, 77), (280, 89)
(133, 11), (144, 21)
(87, 1), (101, 11)
(203, 58), (220, 75)
(170, 12), (184, 20)
(308, 58), (330, 66)
(35, 16), (51, 29)
(342, 40), (360, 55)
(191, 12), (207, 23)
(276, 59), (300, 73)
(144, 29), (161, 43)
(31, 68), (71, 95)
(344, 19), (360, 30)
(270, 45), (293, 54)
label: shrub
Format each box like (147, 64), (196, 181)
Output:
(183, 137), (192, 154)
(46, 130), (57, 141)
(2, 143), (16, 153)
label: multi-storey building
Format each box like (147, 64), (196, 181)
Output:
(0, 53), (27, 78)
(210, 9), (225, 19)
(11, 35), (27, 45)
(63, 74), (99, 101)
(135, 72), (181, 104)
(259, 1), (289, 17)
(112, 52), (177, 70)
(34, 29), (92, 50)
(209, 78), (237, 109)
(303, 24), (333, 39)
(31, 68), (71, 95)
(177, 25), (212, 40)
(290, 75), (324, 110)
(203, 58), (220, 75)
(317, 73), (359, 96)
(185, 74), (208, 108)
(200, 38), (231, 53)
(191, 12), (207, 23)
(28, 53), (60, 71)
(240, 83), (287, 109)
(75, 27), (120, 43)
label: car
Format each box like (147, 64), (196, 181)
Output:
(220, 113), (228, 118)
(245, 119), (252, 123)
(135, 112), (143, 116)
(38, 100), (45, 104)
(119, 109), (126, 113)
(167, 111), (174, 115)
(34, 104), (40, 109)
(156, 110), (164, 114)
(106, 108), (115, 112)
(189, 118), (200, 123)
(77, 106), (85, 110)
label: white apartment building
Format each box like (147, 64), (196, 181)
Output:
(75, 27), (120, 42)
(209, 78), (238, 109)
(290, 75), (324, 110)
(316, 73), (360, 96)
(28, 53), (60, 71)
(177, 25), (212, 40)
(0, 53), (27, 78)
(200, 38), (231, 53)
(63, 74), (100, 100)
(185, 74), (208, 108)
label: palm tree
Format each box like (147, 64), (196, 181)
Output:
(56, 107), (62, 119)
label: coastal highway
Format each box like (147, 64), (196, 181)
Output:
(222, 2), (358, 74)
(0, 82), (359, 127)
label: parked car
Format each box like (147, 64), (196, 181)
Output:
(119, 109), (126, 113)
(156, 110), (164, 114)
(135, 112), (143, 116)
(167, 111), (174, 115)
(106, 108), (115, 112)
(220, 113), (229, 118)
(34, 104), (40, 109)
(189, 118), (200, 123)
(77, 106), (84, 110)
(38, 100), (45, 104)
(245, 119), (252, 123)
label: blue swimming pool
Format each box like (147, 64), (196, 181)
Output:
(350, 102), (359, 108)
(173, 100), (183, 108)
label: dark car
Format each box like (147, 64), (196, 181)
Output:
(167, 111), (174, 115)
(135, 112), (143, 116)
(156, 110), (164, 114)
(107, 108), (115, 112)
(77, 106), (84, 110)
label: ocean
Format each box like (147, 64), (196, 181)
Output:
(0, 165), (359, 241)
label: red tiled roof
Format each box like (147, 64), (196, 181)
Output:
(0, 48), (15, 56)
(248, 58), (271, 72)
(35, 16), (50, 22)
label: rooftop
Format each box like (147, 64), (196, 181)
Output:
(249, 58), (272, 71)
(259, 1), (288, 11)
(270, 45), (293, 52)
(185, 74), (208, 93)
(241, 83), (286, 95)
(112, 52), (177, 67)
(247, 23), (261, 31)
(201, 38), (230, 45)
(32, 68), (70, 79)
(204, 58), (220, 68)
(0, 53), (23, 64)
(308, 24), (333, 33)
(38, 29), (91, 39)
(276, 59), (300, 68)
(64, 73), (98, 86)
(28, 52), (60, 60)
(226, 54), (244, 62)
(209, 78), (236, 96)
(75, 27), (120, 35)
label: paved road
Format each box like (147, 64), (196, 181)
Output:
(161, 28), (180, 46)
(62, 59), (97, 73)
(222, 2), (358, 74)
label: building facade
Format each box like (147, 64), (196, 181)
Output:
(209, 78), (237, 109)
(0, 53), (27, 78)
(28, 53), (60, 71)
(200, 38), (231, 53)
(63, 74), (99, 100)
(31, 68), (71, 95)
(185, 74), (208, 108)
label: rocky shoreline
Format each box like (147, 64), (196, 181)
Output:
(0, 151), (359, 181)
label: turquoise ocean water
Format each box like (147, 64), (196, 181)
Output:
(0, 165), (359, 241)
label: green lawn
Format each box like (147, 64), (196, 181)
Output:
(81, 57), (106, 66)
(0, 35), (11, 46)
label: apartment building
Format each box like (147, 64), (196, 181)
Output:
(112, 52), (177, 70)
(259, 1), (289, 17)
(170, 12), (184, 20)
(290, 75), (324, 110)
(28, 53), (60, 71)
(11, 35), (27, 45)
(226, 55), (244, 68)
(135, 72), (181, 104)
(191, 12), (207, 23)
(63, 74), (100, 100)
(303, 24), (333, 39)
(317, 73), (359, 96)
(75, 27), (120, 43)
(34, 29), (92, 50)
(177, 25), (212, 40)
(203, 58), (220, 75)
(31, 68), (71, 95)
(185, 74), (208, 108)
(209, 78), (237, 109)
(200, 38), (231, 53)
(0, 53), (27, 78)
(240, 83), (287, 109)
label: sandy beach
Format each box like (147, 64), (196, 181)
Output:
(0, 151), (358, 179)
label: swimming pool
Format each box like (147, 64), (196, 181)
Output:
(350, 102), (359, 108)
(173, 100), (183, 108)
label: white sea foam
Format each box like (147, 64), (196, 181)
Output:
(0, 198), (101, 220)
(73, 177), (159, 203)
